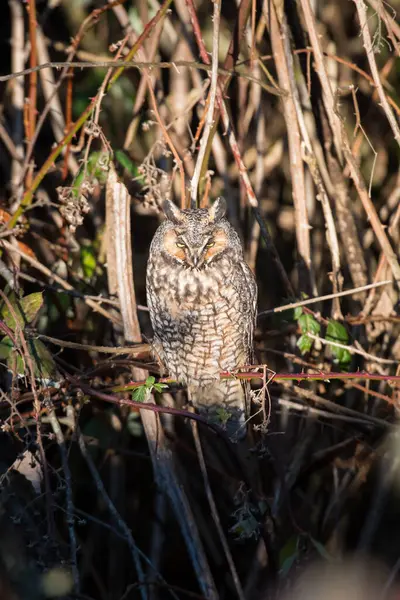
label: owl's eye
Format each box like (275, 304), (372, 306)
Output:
(206, 241), (215, 248)
(176, 242), (186, 248)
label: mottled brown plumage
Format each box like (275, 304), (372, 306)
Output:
(146, 198), (257, 438)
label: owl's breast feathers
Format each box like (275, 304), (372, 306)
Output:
(147, 252), (256, 387)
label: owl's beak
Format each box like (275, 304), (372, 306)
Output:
(189, 251), (204, 269)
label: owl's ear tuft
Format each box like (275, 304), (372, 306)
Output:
(208, 197), (227, 223)
(162, 200), (184, 224)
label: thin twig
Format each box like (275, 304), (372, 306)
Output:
(190, 0), (221, 208)
(338, 116), (400, 285)
(367, 0), (400, 56)
(1, 239), (122, 325)
(303, 149), (343, 316)
(17, 271), (142, 308)
(37, 334), (150, 356)
(107, 0), (174, 89)
(0, 60), (283, 95)
(277, 397), (388, 427)
(282, 382), (389, 427)
(307, 332), (398, 366)
(258, 279), (393, 315)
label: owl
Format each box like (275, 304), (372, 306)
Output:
(146, 197), (257, 439)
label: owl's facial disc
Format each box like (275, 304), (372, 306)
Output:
(174, 236), (206, 269)
(163, 228), (227, 269)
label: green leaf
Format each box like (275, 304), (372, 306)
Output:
(126, 412), (143, 437)
(326, 320), (349, 344)
(308, 536), (334, 561)
(80, 246), (97, 279)
(229, 510), (259, 540)
(298, 313), (320, 335)
(330, 345), (352, 367)
(293, 307), (303, 320)
(115, 150), (143, 179)
(280, 552), (298, 577)
(326, 320), (352, 367)
(338, 348), (351, 366)
(215, 407), (232, 424)
(0, 335), (13, 360)
(153, 383), (168, 393)
(47, 291), (71, 323)
(145, 376), (155, 388)
(279, 536), (299, 576)
(5, 338), (58, 380)
(28, 339), (59, 380)
(132, 386), (147, 403)
(0, 290), (17, 317)
(297, 334), (312, 354)
(1, 292), (43, 330)
(71, 151), (109, 198)
(7, 350), (24, 376)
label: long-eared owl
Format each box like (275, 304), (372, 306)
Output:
(146, 198), (257, 438)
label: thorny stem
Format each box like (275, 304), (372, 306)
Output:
(115, 370), (400, 390)
(60, 370), (400, 439)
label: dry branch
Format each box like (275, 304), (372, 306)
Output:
(354, 0), (400, 146)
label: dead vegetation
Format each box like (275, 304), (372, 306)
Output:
(1, 0), (400, 598)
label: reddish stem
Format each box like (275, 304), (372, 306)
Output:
(113, 370), (400, 392)
(27, 0), (37, 140)
(25, 0), (38, 189)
